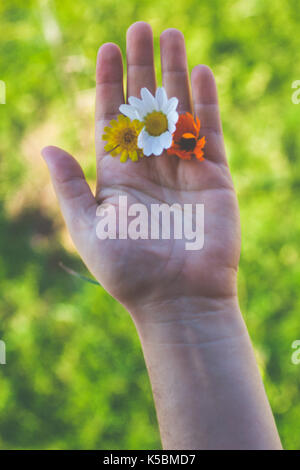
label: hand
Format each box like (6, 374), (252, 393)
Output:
(42, 22), (240, 318)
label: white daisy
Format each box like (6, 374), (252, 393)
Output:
(119, 87), (179, 156)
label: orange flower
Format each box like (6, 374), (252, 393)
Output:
(167, 112), (206, 161)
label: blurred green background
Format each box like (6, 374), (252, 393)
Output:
(0, 0), (300, 450)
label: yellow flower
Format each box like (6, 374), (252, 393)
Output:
(102, 115), (144, 162)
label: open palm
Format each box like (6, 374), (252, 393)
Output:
(42, 22), (240, 315)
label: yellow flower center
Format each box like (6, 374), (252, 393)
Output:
(118, 127), (137, 150)
(144, 111), (168, 136)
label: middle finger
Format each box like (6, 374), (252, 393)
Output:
(126, 21), (156, 100)
(160, 28), (193, 114)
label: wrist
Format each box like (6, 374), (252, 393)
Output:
(130, 295), (246, 346)
(131, 295), (281, 450)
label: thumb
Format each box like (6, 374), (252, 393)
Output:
(41, 146), (98, 241)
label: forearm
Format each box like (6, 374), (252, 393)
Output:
(132, 297), (282, 450)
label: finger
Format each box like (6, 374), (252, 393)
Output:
(160, 29), (192, 114)
(41, 146), (97, 244)
(126, 21), (156, 99)
(191, 65), (222, 134)
(95, 43), (124, 162)
(191, 65), (226, 164)
(95, 43), (124, 122)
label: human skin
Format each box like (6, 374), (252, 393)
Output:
(41, 22), (282, 449)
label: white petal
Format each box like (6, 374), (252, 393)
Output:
(168, 121), (176, 133)
(164, 97), (178, 114)
(144, 136), (156, 156)
(168, 111), (179, 133)
(139, 106), (150, 119)
(130, 94), (151, 118)
(137, 127), (148, 148)
(152, 137), (163, 156)
(160, 131), (172, 149)
(119, 104), (139, 120)
(168, 111), (179, 124)
(128, 96), (144, 114)
(128, 96), (141, 106)
(136, 112), (144, 121)
(155, 87), (167, 110)
(146, 135), (157, 155)
(141, 87), (157, 111)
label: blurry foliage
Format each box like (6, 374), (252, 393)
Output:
(0, 0), (300, 450)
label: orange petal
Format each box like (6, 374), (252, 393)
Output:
(167, 144), (192, 160)
(198, 136), (206, 148)
(182, 132), (196, 139)
(194, 137), (206, 161)
(194, 116), (201, 135)
(173, 113), (198, 142)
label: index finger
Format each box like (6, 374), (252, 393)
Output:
(95, 43), (124, 160)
